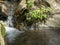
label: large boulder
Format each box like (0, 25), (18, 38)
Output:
(45, 0), (60, 13)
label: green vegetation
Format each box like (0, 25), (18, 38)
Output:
(26, 7), (51, 22)
(0, 23), (6, 37)
(26, 0), (51, 24)
(26, 0), (34, 9)
(13, 0), (51, 29)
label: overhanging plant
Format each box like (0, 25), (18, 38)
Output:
(26, 6), (51, 23)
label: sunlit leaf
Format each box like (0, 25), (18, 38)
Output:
(0, 23), (6, 37)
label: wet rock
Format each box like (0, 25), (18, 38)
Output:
(0, 6), (7, 21)
(15, 0), (26, 14)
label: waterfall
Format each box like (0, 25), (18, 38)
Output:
(7, 5), (14, 27)
(3, 1), (24, 45)
(1, 1), (15, 27)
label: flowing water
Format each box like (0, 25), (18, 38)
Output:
(6, 5), (14, 27)
(1, 1), (24, 45)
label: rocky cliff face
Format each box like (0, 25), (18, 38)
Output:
(43, 0), (60, 27)
(45, 0), (60, 13)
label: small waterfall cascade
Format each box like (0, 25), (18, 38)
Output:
(0, 1), (15, 27)
(7, 4), (14, 27)
(0, 1), (24, 44)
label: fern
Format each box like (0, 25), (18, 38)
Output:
(26, 6), (51, 22)
(26, 0), (34, 8)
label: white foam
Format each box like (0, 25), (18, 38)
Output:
(5, 27), (24, 43)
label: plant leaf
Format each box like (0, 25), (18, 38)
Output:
(0, 23), (6, 37)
